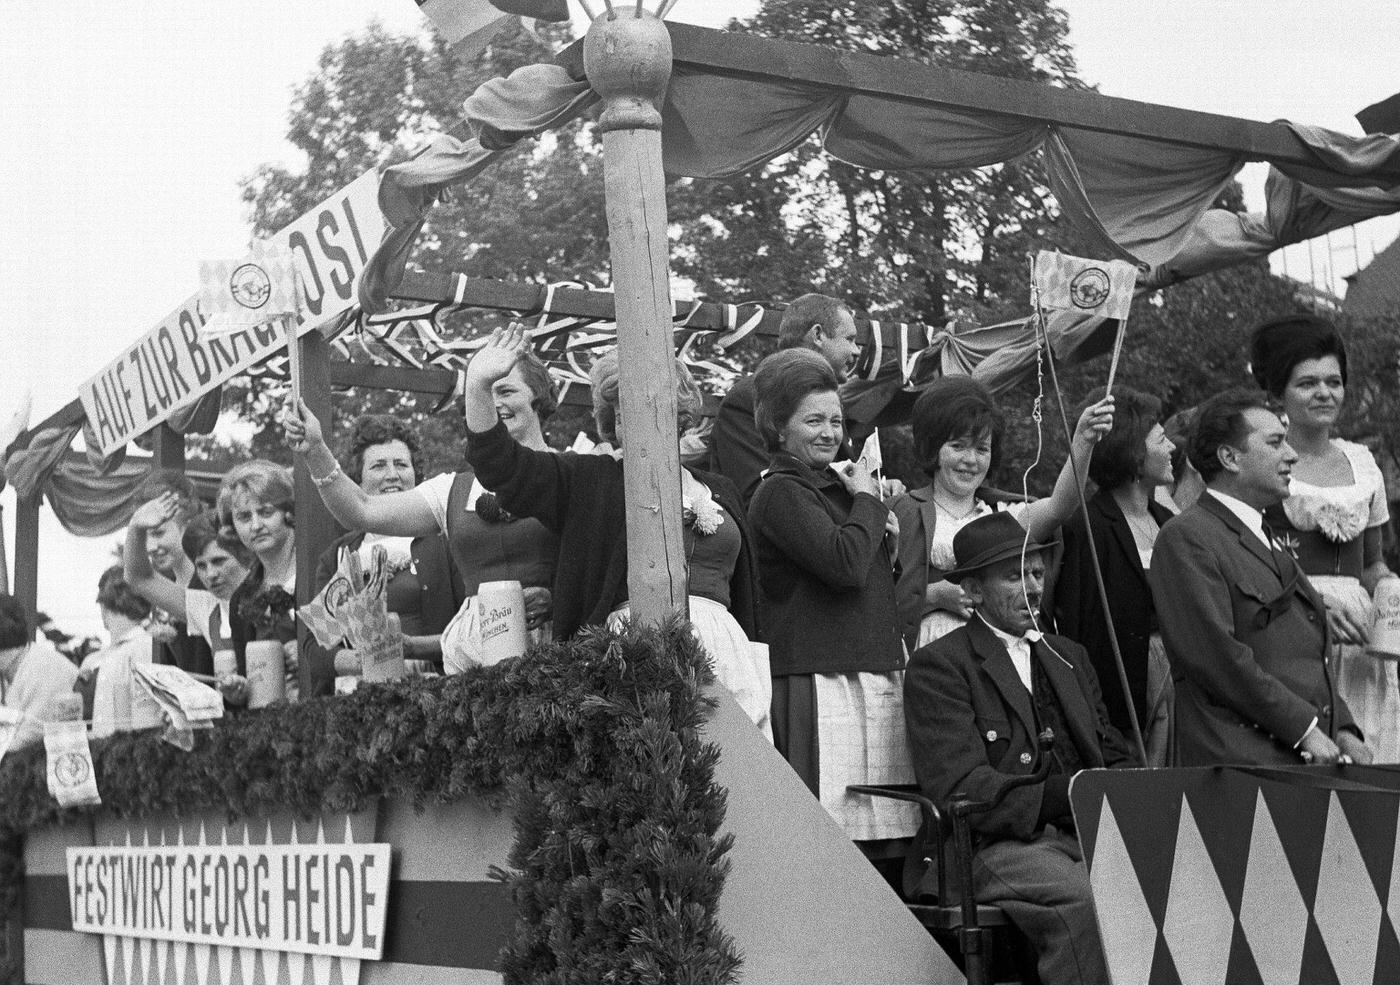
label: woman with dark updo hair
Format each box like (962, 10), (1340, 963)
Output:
(1249, 314), (1400, 760)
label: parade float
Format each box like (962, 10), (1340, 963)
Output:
(6, 3), (1400, 983)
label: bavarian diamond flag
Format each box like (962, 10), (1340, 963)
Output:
(1033, 251), (1137, 321)
(199, 241), (300, 335)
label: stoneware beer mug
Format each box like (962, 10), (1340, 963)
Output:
(245, 640), (286, 707)
(1370, 577), (1400, 660)
(476, 580), (528, 666)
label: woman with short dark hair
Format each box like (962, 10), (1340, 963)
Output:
(1249, 314), (1400, 760)
(1053, 385), (1177, 765)
(889, 375), (1114, 654)
(748, 347), (911, 840)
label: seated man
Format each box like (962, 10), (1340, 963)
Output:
(905, 512), (1135, 985)
(0, 593), (80, 749)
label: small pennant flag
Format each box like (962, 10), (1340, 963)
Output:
(1033, 251), (1137, 321)
(854, 429), (883, 476)
(44, 720), (101, 808)
(198, 242), (300, 335)
(414, 0), (567, 51)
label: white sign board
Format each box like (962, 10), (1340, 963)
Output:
(79, 169), (385, 456)
(67, 842), (391, 960)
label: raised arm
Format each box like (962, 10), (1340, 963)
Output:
(1022, 395), (1114, 543)
(124, 494), (188, 619)
(283, 400), (438, 537)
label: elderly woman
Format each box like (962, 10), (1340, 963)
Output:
(284, 352), (560, 674)
(1053, 386), (1177, 766)
(459, 325), (769, 733)
(1250, 314), (1400, 761)
(303, 415), (463, 676)
(890, 375), (1114, 653)
(747, 347), (910, 839)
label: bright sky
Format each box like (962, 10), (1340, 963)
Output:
(2, 0), (1396, 636)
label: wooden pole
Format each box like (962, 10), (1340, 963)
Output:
(585, 8), (687, 625)
(13, 494), (39, 615)
(293, 331), (339, 695)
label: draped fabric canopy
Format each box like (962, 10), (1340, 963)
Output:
(359, 38), (1400, 398)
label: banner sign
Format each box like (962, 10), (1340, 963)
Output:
(79, 169), (385, 457)
(66, 842), (391, 960)
(1032, 250), (1137, 321)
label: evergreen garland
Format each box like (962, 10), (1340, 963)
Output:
(0, 618), (740, 985)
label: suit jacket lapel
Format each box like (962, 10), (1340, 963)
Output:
(1032, 639), (1103, 767)
(1199, 492), (1280, 579)
(911, 485), (939, 578)
(967, 618), (1037, 739)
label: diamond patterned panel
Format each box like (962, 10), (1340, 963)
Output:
(1161, 795), (1235, 985)
(1314, 792), (1383, 985)
(1088, 797), (1157, 985)
(1238, 789), (1309, 985)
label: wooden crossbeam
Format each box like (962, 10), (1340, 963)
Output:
(560, 23), (1400, 179)
(393, 271), (786, 335)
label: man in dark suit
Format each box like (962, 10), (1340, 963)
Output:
(1150, 388), (1371, 767)
(906, 512), (1135, 985)
(711, 293), (861, 503)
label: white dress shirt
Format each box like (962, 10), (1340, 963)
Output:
(1206, 489), (1272, 550)
(981, 616), (1042, 693)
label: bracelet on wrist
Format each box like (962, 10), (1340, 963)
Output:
(311, 465), (343, 488)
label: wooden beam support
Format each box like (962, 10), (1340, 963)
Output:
(586, 10), (688, 626)
(330, 360), (458, 396)
(561, 23), (1400, 178)
(13, 495), (39, 616)
(293, 331), (339, 696)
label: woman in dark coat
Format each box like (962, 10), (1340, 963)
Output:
(1053, 386), (1177, 766)
(459, 325), (769, 736)
(747, 347), (913, 841)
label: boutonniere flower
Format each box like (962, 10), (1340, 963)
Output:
(475, 492), (517, 524)
(682, 492), (723, 536)
(1276, 531), (1301, 559)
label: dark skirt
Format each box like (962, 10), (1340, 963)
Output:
(771, 673), (819, 796)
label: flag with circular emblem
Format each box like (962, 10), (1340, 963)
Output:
(1033, 250), (1138, 321)
(198, 243), (300, 335)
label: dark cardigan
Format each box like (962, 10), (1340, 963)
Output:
(1052, 488), (1175, 735)
(465, 421), (760, 641)
(748, 452), (904, 677)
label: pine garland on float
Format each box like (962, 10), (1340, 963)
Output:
(0, 619), (740, 985)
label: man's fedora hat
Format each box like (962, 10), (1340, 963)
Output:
(943, 512), (1057, 583)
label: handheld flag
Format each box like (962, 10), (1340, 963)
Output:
(414, 0), (568, 54)
(198, 242), (300, 334)
(1032, 251), (1137, 321)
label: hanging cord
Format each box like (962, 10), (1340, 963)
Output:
(1035, 273), (1150, 767)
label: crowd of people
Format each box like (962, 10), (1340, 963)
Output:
(0, 295), (1393, 985)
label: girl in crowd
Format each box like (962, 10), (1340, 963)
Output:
(1250, 314), (1400, 761)
(889, 375), (1114, 653)
(1054, 386), (1177, 766)
(283, 349), (559, 674)
(458, 326), (769, 734)
(126, 509), (254, 704)
(305, 415), (463, 678)
(217, 462), (300, 698)
(747, 348), (906, 837)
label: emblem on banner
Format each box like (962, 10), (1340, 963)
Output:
(1069, 267), (1112, 309)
